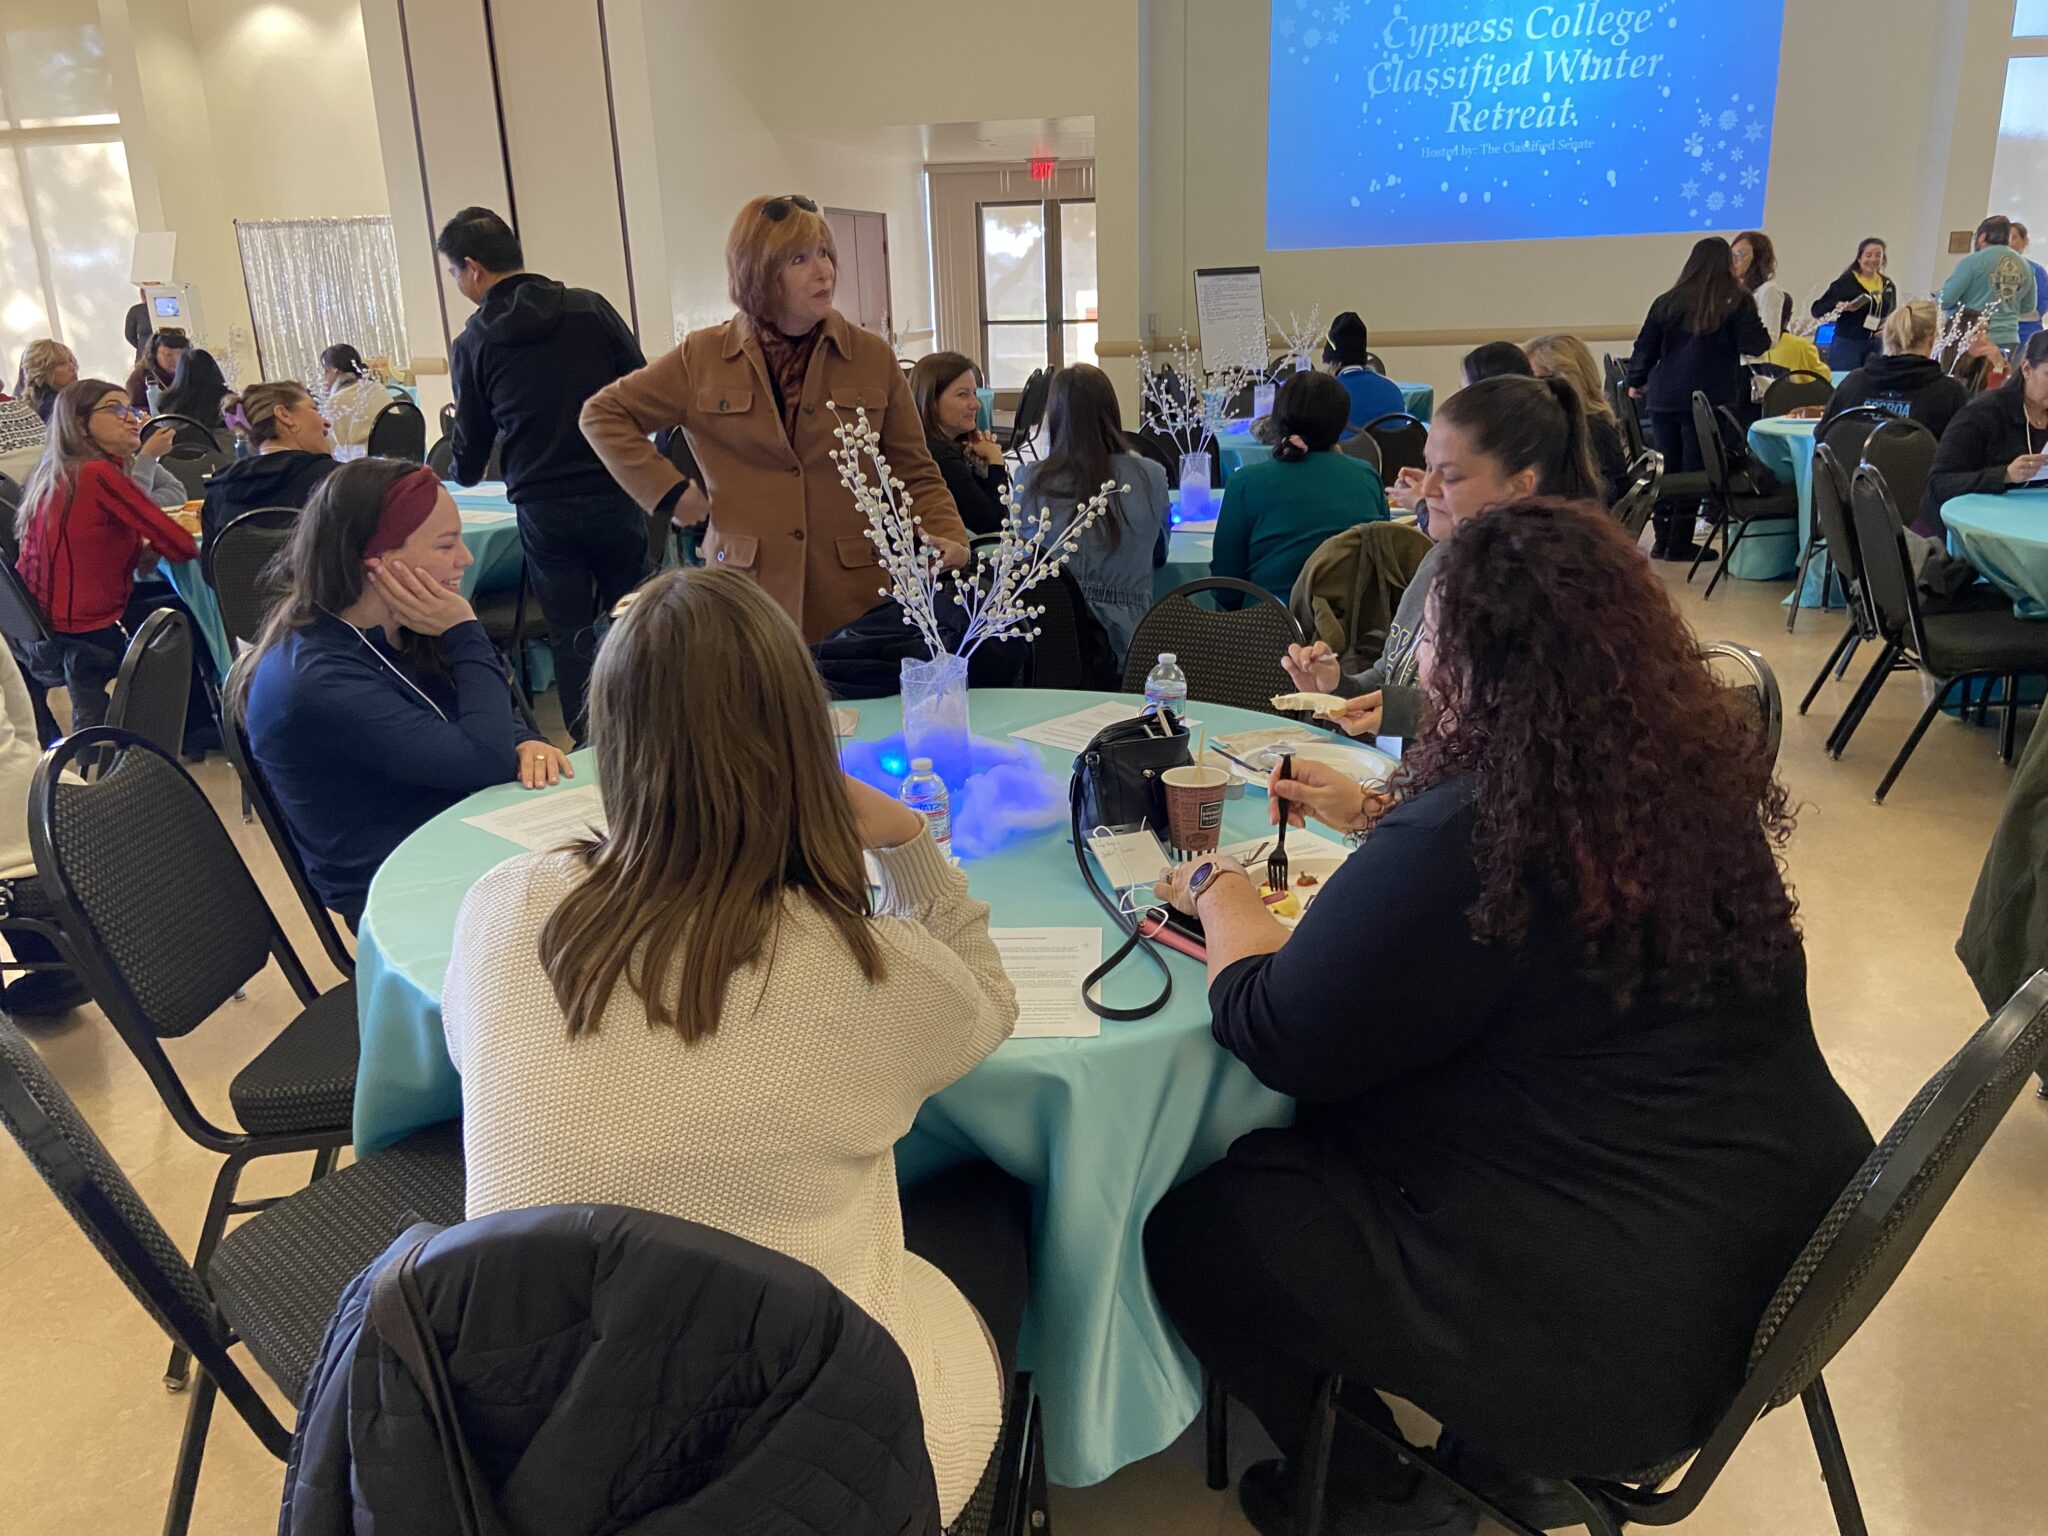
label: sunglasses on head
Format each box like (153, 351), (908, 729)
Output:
(762, 194), (819, 222)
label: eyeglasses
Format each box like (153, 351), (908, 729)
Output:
(91, 404), (145, 422)
(762, 194), (819, 222)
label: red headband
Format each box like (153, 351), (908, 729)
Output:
(361, 467), (442, 559)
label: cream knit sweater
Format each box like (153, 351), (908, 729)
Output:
(443, 829), (1018, 1522)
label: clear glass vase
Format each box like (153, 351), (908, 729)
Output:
(900, 652), (972, 795)
(1179, 452), (1216, 519)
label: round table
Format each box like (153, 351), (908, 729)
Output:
(165, 483), (528, 682)
(352, 687), (1312, 1487)
(1743, 416), (1821, 600)
(1943, 493), (2048, 618)
(1214, 381), (1434, 479)
(1159, 490), (1218, 598)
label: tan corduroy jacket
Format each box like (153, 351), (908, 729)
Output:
(580, 310), (966, 643)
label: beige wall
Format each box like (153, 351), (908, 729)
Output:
(1145, 0), (2019, 399)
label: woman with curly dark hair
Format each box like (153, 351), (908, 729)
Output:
(1145, 500), (1872, 1536)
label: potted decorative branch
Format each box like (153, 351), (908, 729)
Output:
(1139, 333), (1255, 519)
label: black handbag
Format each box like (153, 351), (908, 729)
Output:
(1069, 709), (1192, 1020)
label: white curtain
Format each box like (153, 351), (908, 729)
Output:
(235, 217), (412, 399)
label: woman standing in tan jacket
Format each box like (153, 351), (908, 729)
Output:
(581, 194), (968, 643)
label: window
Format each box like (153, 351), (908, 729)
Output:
(0, 1), (139, 386)
(1991, 5), (2048, 223)
(2018, 0), (2048, 38)
(978, 198), (1097, 388)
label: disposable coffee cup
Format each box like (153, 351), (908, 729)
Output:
(1162, 765), (1231, 853)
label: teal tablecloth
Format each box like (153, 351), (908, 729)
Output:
(1943, 493), (2048, 619)
(1159, 489), (1217, 598)
(352, 688), (1300, 1487)
(1743, 417), (1822, 600)
(164, 485), (528, 682)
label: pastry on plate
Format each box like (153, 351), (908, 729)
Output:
(1269, 691), (1348, 718)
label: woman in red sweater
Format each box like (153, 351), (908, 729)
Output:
(14, 378), (199, 729)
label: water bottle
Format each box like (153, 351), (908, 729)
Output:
(1144, 653), (1189, 718)
(898, 758), (952, 857)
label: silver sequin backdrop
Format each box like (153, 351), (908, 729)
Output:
(234, 217), (412, 400)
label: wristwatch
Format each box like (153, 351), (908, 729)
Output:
(1186, 859), (1240, 902)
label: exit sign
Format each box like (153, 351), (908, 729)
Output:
(1028, 157), (1057, 182)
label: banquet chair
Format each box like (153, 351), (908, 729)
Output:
(1762, 371), (1835, 418)
(1256, 969), (2048, 1536)
(474, 572), (551, 693)
(1688, 392), (1797, 599)
(1337, 429), (1382, 470)
(1702, 641), (1782, 769)
(141, 413), (225, 455)
(103, 610), (195, 763)
(1360, 412), (1428, 480)
(426, 433), (455, 478)
(0, 558), (61, 737)
(1364, 350), (1388, 376)
(206, 507), (299, 647)
(158, 442), (227, 500)
(1800, 442), (1885, 735)
(1859, 417), (1938, 534)
(1612, 450), (1664, 542)
(1121, 578), (1304, 715)
(29, 727), (363, 1390)
(1026, 567), (1119, 692)
(1786, 406), (1896, 635)
(1846, 466), (2048, 800)
(221, 659), (355, 979)
(0, 1016), (461, 1536)
(365, 398), (429, 462)
(1003, 369), (1050, 460)
(1126, 428), (1178, 480)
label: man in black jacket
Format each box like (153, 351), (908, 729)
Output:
(439, 207), (648, 742)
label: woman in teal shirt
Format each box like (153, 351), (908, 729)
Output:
(1213, 372), (1389, 601)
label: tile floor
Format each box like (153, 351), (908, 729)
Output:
(4, 562), (2046, 1535)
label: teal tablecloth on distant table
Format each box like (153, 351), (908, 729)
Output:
(1159, 489), (1218, 597)
(352, 688), (1306, 1487)
(164, 483), (529, 683)
(1743, 416), (1822, 599)
(1214, 381), (1434, 478)
(1943, 493), (2048, 619)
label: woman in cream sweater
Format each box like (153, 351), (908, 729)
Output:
(442, 565), (1025, 1523)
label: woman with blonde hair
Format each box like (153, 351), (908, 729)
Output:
(1524, 332), (1630, 506)
(581, 194), (970, 643)
(14, 340), (78, 422)
(198, 380), (340, 542)
(443, 564), (1027, 1525)
(1818, 298), (1970, 442)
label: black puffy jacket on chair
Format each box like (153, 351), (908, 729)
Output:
(281, 1203), (943, 1536)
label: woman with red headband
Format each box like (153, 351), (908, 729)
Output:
(229, 459), (571, 928)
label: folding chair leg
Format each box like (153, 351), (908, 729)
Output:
(165, 1153), (248, 1391)
(1800, 1376), (1870, 1536)
(2000, 674), (2020, 764)
(1296, 1376), (1341, 1536)
(1835, 632), (1862, 681)
(310, 1144), (338, 1182)
(1703, 516), (1750, 600)
(1686, 503), (1723, 585)
(1827, 642), (1900, 760)
(1799, 622), (1858, 716)
(1874, 683), (1952, 804)
(1788, 533), (1822, 632)
(1203, 1371), (1230, 1491)
(160, 1368), (217, 1536)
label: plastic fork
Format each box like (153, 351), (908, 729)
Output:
(1267, 754), (1292, 894)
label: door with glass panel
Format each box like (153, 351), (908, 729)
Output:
(977, 199), (1098, 389)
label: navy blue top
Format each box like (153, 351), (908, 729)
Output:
(244, 614), (537, 922)
(1334, 367), (1409, 429)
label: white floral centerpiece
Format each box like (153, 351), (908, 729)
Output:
(1139, 333), (1256, 518)
(1269, 305), (1323, 375)
(828, 401), (1121, 813)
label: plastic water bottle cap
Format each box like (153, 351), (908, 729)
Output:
(1158, 653), (1176, 665)
(910, 757), (933, 772)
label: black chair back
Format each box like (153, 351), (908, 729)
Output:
(1364, 351), (1388, 376)
(141, 414), (224, 455)
(158, 443), (225, 499)
(206, 507), (299, 646)
(29, 729), (316, 1050)
(426, 434), (455, 479)
(660, 424), (703, 484)
(0, 558), (55, 649)
(0, 1017), (290, 1456)
(1586, 971), (2048, 1530)
(1121, 578), (1305, 714)
(1860, 417), (1938, 529)
(1125, 428), (1177, 479)
(1817, 404), (1892, 466)
(1220, 383), (1257, 420)
(1361, 412), (1428, 480)
(438, 401), (456, 437)
(1691, 391), (1734, 496)
(1613, 450), (1664, 540)
(1762, 371), (1835, 418)
(1027, 567), (1120, 692)
(365, 399), (428, 462)
(0, 469), (22, 531)
(1848, 465), (1927, 657)
(104, 610), (194, 759)
(1701, 641), (1783, 768)
(1005, 369), (1051, 456)
(221, 658), (355, 979)
(1809, 444), (1873, 637)
(1337, 430), (1382, 470)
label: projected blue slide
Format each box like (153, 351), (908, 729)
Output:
(1266, 1), (1787, 249)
